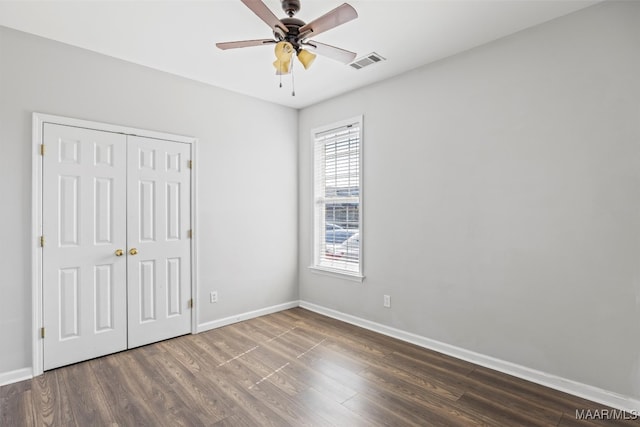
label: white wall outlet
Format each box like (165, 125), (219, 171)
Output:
(383, 295), (391, 308)
(210, 291), (218, 303)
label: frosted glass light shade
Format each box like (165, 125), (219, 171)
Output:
(273, 41), (294, 74)
(297, 49), (316, 69)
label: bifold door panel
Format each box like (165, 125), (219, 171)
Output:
(127, 136), (191, 348)
(42, 124), (128, 370)
(42, 124), (191, 370)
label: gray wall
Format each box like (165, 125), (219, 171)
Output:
(298, 1), (640, 399)
(0, 26), (298, 375)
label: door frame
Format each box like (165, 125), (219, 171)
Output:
(32, 113), (199, 376)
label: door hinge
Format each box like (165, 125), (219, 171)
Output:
(187, 229), (192, 239)
(188, 299), (193, 309)
(40, 327), (45, 339)
(188, 160), (193, 169)
(40, 236), (45, 247)
(40, 144), (45, 156)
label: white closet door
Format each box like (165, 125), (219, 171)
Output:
(127, 136), (192, 348)
(42, 124), (128, 370)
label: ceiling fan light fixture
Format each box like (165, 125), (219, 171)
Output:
(273, 41), (294, 74)
(297, 49), (316, 70)
(273, 59), (292, 75)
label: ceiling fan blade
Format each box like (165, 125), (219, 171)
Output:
(299, 3), (358, 38)
(304, 41), (357, 64)
(216, 39), (277, 50)
(240, 0), (288, 34)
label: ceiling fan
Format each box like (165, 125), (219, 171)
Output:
(216, 0), (358, 76)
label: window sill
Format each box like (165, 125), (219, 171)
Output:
(308, 265), (365, 282)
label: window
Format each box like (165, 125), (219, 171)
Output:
(312, 116), (363, 278)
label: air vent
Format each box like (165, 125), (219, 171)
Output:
(349, 52), (386, 70)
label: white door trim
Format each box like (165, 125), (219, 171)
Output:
(32, 112), (199, 376)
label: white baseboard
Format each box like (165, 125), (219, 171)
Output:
(196, 300), (299, 333)
(0, 367), (33, 387)
(299, 300), (640, 414)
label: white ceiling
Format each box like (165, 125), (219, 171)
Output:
(0, 0), (599, 109)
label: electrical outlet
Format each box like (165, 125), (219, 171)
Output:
(383, 295), (391, 308)
(210, 291), (218, 303)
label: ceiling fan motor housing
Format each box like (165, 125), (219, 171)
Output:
(276, 17), (305, 52)
(281, 0), (301, 17)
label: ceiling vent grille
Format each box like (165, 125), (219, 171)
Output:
(349, 52), (386, 70)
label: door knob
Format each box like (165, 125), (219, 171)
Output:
(129, 248), (138, 256)
(115, 249), (124, 257)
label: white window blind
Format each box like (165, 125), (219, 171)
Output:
(313, 117), (362, 275)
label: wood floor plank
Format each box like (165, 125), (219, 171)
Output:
(173, 355), (288, 427)
(378, 353), (466, 400)
(188, 330), (237, 367)
(384, 350), (565, 425)
(0, 381), (34, 427)
(90, 354), (164, 426)
(308, 340), (376, 374)
(17, 389), (37, 427)
(455, 390), (561, 426)
(55, 361), (113, 425)
(360, 362), (461, 404)
(233, 317), (291, 343)
(357, 365), (490, 426)
(303, 351), (375, 394)
(386, 344), (477, 377)
(2, 308), (638, 426)
(212, 413), (260, 427)
(341, 392), (420, 426)
(0, 379), (30, 400)
(344, 391), (472, 427)
(0, 382), (24, 427)
(277, 357), (359, 404)
(295, 386), (369, 426)
(202, 375), (291, 427)
(169, 338), (293, 427)
(247, 380), (333, 427)
(126, 346), (214, 426)
(31, 371), (55, 427)
(242, 352), (305, 396)
(153, 339), (236, 424)
(468, 366), (599, 413)
(50, 370), (77, 426)
(460, 372), (564, 425)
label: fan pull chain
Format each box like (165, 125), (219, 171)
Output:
(291, 60), (295, 96)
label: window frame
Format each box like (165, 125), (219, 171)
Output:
(309, 115), (364, 281)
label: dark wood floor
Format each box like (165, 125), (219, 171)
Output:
(1, 308), (638, 426)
